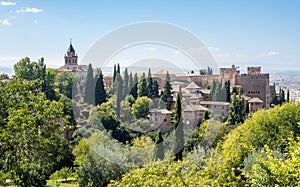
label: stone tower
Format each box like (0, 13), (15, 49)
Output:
(241, 67), (271, 109)
(64, 40), (78, 68)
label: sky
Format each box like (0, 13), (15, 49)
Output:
(0, 0), (300, 74)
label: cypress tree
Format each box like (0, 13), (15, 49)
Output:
(153, 80), (159, 98)
(154, 129), (164, 161)
(202, 110), (209, 123)
(173, 92), (184, 161)
(147, 68), (154, 98)
(137, 73), (148, 97)
(83, 63), (95, 105)
(287, 89), (290, 102)
(162, 71), (173, 110)
(130, 73), (138, 99)
(117, 63), (120, 74)
(128, 72), (133, 92)
(113, 64), (117, 82)
(95, 68), (106, 106)
(225, 80), (231, 102)
(123, 68), (129, 97)
(115, 73), (123, 118)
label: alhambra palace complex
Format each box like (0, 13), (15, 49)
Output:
(58, 42), (276, 131)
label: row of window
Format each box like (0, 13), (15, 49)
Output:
(248, 91), (261, 94)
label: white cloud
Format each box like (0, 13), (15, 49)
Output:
(0, 1), (16, 6)
(0, 18), (11, 26)
(33, 20), (38, 24)
(17, 7), (43, 13)
(208, 46), (220, 52)
(258, 51), (280, 57)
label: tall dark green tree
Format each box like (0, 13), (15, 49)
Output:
(130, 73), (138, 99)
(161, 71), (173, 110)
(123, 68), (129, 97)
(147, 69), (154, 98)
(202, 110), (209, 123)
(154, 129), (164, 161)
(115, 73), (123, 118)
(117, 63), (121, 74)
(173, 93), (184, 161)
(95, 68), (106, 106)
(138, 73), (148, 97)
(153, 80), (159, 98)
(225, 80), (231, 102)
(287, 89), (290, 102)
(83, 63), (95, 105)
(128, 72), (133, 93)
(113, 64), (117, 82)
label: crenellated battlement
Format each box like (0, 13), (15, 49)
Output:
(241, 73), (269, 78)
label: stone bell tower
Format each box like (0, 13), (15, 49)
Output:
(64, 39), (78, 66)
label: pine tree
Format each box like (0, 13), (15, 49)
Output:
(161, 71), (173, 110)
(154, 129), (164, 161)
(84, 63), (95, 105)
(138, 73), (148, 97)
(123, 68), (129, 97)
(287, 89), (290, 102)
(95, 68), (106, 106)
(173, 93), (184, 161)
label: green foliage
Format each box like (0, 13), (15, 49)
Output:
(0, 73), (9, 80)
(0, 80), (73, 187)
(202, 102), (300, 185)
(173, 93), (184, 161)
(137, 73), (148, 97)
(56, 71), (78, 99)
(59, 95), (77, 127)
(154, 130), (164, 161)
(73, 132), (129, 187)
(131, 96), (152, 119)
(161, 71), (172, 110)
(109, 160), (203, 187)
(245, 138), (300, 186)
(227, 90), (245, 126)
(115, 73), (123, 118)
(123, 68), (129, 97)
(83, 63), (95, 105)
(94, 68), (106, 106)
(130, 73), (139, 99)
(50, 167), (76, 182)
(210, 79), (230, 102)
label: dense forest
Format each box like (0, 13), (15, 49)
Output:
(0, 57), (299, 187)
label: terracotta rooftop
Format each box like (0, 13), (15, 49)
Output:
(248, 97), (263, 103)
(186, 82), (201, 89)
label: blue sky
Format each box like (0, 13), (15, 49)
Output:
(0, 0), (300, 73)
